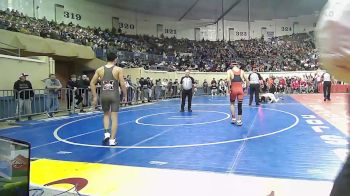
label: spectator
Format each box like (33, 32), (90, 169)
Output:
(146, 77), (153, 101)
(121, 76), (130, 106)
(211, 78), (218, 96)
(0, 8), (319, 73)
(292, 78), (300, 93)
(139, 77), (148, 102)
(78, 74), (90, 110)
(45, 74), (62, 118)
(218, 79), (227, 96)
(167, 79), (173, 98)
(135, 78), (141, 102)
(66, 74), (81, 112)
(126, 75), (134, 105)
(203, 79), (209, 95)
(286, 77), (292, 94)
(155, 79), (162, 100)
(161, 79), (168, 98)
(173, 79), (179, 97)
(13, 73), (34, 121)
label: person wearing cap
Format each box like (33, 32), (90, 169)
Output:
(13, 73), (34, 121)
(45, 74), (62, 118)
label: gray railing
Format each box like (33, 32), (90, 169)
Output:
(0, 83), (321, 122)
(0, 86), (206, 122)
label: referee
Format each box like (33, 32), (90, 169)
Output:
(180, 70), (195, 112)
(248, 68), (263, 106)
(322, 71), (332, 101)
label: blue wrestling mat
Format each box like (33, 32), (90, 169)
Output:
(0, 96), (346, 181)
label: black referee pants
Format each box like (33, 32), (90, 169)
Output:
(323, 81), (331, 100)
(181, 89), (193, 111)
(249, 84), (260, 105)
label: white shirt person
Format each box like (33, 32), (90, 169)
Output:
(180, 70), (195, 112)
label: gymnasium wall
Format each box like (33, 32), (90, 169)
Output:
(0, 55), (53, 90)
(0, 29), (95, 59)
(124, 68), (318, 85)
(124, 68), (142, 80)
(1, 0), (318, 41)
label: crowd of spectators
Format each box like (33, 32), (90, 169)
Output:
(206, 72), (346, 97)
(1, 8), (318, 72)
(260, 74), (319, 94)
(231, 34), (318, 72)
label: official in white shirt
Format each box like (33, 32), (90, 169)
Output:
(180, 70), (195, 112)
(248, 68), (263, 106)
(322, 71), (332, 101)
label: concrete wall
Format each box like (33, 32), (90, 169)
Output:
(0, 55), (53, 90)
(125, 68), (317, 86)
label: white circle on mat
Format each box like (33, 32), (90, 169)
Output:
(53, 106), (299, 149)
(135, 110), (230, 126)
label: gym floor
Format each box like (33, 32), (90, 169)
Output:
(0, 94), (348, 196)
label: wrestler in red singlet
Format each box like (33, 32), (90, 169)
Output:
(230, 69), (244, 103)
(227, 63), (249, 126)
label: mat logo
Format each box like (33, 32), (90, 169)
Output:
(302, 114), (349, 161)
(30, 178), (88, 196)
(44, 177), (88, 195)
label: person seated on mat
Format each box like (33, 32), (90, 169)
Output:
(259, 86), (279, 103)
(260, 92), (280, 103)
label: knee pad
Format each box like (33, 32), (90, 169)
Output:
(238, 101), (243, 115)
